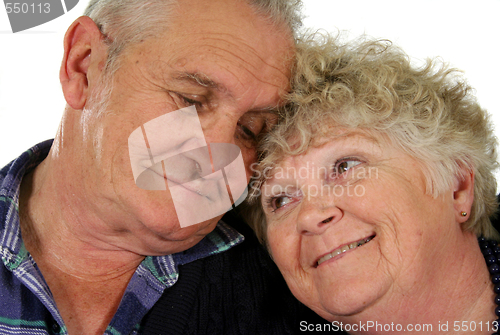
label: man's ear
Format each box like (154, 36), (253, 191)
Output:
(453, 167), (474, 222)
(60, 16), (107, 110)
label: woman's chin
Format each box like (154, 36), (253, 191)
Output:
(296, 276), (390, 321)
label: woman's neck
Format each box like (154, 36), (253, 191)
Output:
(335, 233), (496, 335)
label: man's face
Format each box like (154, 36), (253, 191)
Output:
(74, 0), (294, 254)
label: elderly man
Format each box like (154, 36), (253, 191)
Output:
(0, 0), (330, 334)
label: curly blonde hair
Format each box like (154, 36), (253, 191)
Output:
(245, 34), (499, 244)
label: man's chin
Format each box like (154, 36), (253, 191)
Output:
(142, 230), (211, 256)
(146, 216), (221, 253)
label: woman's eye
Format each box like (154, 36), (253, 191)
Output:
(333, 159), (362, 176)
(268, 196), (293, 212)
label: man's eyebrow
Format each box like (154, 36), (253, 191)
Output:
(172, 72), (230, 95)
(170, 72), (281, 112)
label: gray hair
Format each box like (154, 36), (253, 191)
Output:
(84, 0), (303, 76)
(246, 34), (499, 244)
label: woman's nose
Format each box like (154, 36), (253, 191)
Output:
(296, 196), (343, 236)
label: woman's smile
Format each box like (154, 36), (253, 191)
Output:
(315, 234), (375, 267)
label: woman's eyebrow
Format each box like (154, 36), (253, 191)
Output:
(331, 130), (380, 143)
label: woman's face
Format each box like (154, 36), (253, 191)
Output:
(261, 129), (462, 320)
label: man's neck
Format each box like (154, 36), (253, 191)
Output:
(19, 156), (145, 280)
(18, 155), (145, 335)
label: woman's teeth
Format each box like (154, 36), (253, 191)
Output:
(317, 236), (374, 266)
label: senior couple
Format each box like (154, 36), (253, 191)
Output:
(1, 0), (498, 334)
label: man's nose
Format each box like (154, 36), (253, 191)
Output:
(200, 113), (237, 145)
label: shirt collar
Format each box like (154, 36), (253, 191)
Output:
(0, 140), (244, 280)
(0, 140), (52, 268)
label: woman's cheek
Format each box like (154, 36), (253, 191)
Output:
(268, 226), (297, 273)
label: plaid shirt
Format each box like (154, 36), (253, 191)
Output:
(0, 140), (243, 335)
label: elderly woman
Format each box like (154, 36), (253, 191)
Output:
(246, 36), (500, 334)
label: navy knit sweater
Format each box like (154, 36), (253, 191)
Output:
(141, 201), (500, 334)
(140, 209), (339, 334)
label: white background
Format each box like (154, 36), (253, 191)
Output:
(1, 0), (499, 188)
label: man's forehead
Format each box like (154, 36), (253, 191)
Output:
(164, 0), (294, 81)
(123, 0), (294, 112)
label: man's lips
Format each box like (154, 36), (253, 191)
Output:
(315, 234), (376, 267)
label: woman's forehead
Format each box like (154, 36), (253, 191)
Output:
(262, 129), (383, 181)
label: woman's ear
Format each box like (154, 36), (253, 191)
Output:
(60, 16), (107, 110)
(453, 168), (474, 222)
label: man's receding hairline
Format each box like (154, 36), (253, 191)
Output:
(84, 0), (302, 76)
